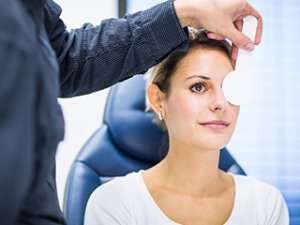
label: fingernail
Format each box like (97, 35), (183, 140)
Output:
(244, 43), (255, 51)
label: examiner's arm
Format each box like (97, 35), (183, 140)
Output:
(45, 0), (188, 97)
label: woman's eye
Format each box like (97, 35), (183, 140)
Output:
(190, 83), (206, 93)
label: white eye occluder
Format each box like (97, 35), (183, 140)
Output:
(223, 16), (258, 106)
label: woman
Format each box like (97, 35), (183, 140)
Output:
(84, 30), (289, 225)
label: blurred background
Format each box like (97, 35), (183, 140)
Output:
(56, 0), (300, 224)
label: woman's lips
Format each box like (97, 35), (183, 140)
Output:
(199, 120), (230, 129)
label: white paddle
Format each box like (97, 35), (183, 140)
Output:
(222, 16), (258, 106)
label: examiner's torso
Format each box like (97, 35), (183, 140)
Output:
(85, 171), (290, 225)
(6, 0), (66, 224)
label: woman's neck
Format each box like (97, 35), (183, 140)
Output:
(149, 141), (227, 197)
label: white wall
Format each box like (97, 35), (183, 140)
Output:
(54, 0), (118, 208)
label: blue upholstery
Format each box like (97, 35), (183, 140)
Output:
(63, 75), (246, 225)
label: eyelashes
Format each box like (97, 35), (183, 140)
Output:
(189, 82), (208, 93)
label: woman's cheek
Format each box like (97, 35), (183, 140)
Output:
(167, 94), (204, 121)
(230, 106), (240, 124)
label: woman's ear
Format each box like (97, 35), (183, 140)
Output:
(147, 83), (166, 114)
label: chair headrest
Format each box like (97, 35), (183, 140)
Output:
(104, 75), (166, 163)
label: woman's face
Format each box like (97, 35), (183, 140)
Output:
(161, 47), (240, 151)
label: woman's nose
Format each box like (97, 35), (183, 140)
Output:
(209, 88), (228, 112)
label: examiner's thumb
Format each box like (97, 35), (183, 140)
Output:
(226, 24), (255, 51)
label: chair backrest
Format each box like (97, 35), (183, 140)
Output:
(63, 75), (246, 225)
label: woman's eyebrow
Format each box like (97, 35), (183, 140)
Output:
(185, 74), (211, 80)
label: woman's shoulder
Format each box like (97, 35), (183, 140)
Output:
(89, 171), (140, 202)
(233, 174), (282, 197)
(84, 171), (141, 225)
(231, 174), (289, 225)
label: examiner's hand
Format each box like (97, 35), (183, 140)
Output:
(174, 0), (263, 55)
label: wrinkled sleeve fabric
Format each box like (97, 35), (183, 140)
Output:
(44, 0), (188, 97)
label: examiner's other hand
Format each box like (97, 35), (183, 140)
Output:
(174, 0), (263, 54)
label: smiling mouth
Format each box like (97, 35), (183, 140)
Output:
(199, 121), (230, 129)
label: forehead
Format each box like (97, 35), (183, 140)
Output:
(172, 47), (233, 82)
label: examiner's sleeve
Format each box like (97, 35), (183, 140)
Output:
(44, 0), (188, 97)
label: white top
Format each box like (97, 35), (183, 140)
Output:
(84, 171), (289, 225)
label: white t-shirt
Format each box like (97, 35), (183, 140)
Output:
(84, 171), (289, 225)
